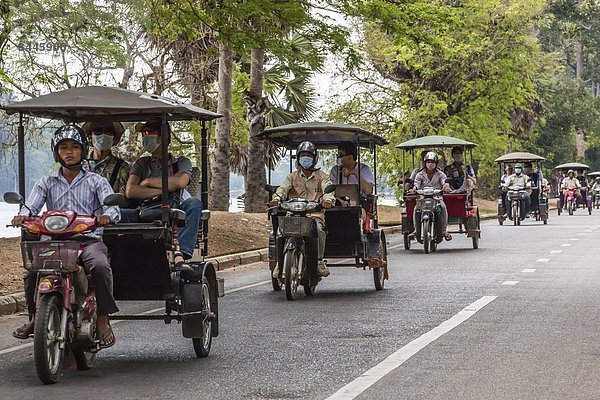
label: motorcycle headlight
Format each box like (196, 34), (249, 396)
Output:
(44, 216), (69, 233)
(281, 201), (307, 212)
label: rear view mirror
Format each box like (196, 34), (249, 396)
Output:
(3, 192), (23, 204)
(324, 184), (336, 194)
(201, 209), (211, 221)
(264, 184), (279, 193)
(103, 193), (126, 207)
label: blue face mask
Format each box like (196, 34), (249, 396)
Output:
(299, 156), (314, 170)
(92, 134), (113, 151)
(142, 135), (160, 153)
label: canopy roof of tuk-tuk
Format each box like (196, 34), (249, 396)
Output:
(395, 135), (477, 149)
(1, 86), (221, 122)
(588, 171), (600, 176)
(257, 122), (388, 148)
(554, 162), (590, 170)
(494, 152), (545, 163)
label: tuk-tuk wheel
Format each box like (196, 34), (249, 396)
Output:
(192, 276), (213, 358)
(403, 233), (411, 250)
(472, 236), (479, 249)
(374, 234), (387, 291)
(304, 285), (316, 296)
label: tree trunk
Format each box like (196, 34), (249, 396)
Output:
(244, 48), (268, 212)
(210, 44), (234, 210)
(576, 127), (586, 159)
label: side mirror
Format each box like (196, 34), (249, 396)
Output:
(3, 192), (23, 204)
(404, 178), (414, 185)
(324, 184), (336, 194)
(201, 209), (211, 221)
(103, 193), (126, 207)
(264, 184), (278, 193)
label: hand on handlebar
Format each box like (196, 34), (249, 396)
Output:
(95, 215), (111, 226)
(11, 215), (26, 227)
(322, 199), (333, 209)
(268, 199), (280, 207)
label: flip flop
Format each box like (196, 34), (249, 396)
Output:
(443, 233), (453, 241)
(97, 324), (116, 349)
(12, 321), (34, 340)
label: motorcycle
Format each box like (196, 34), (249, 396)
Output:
(506, 185), (528, 225)
(594, 187), (600, 209)
(414, 187), (443, 254)
(564, 187), (576, 216)
(4, 191), (122, 384)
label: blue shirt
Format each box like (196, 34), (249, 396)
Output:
(20, 168), (120, 224)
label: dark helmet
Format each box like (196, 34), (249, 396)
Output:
(82, 120), (125, 146)
(140, 118), (171, 144)
(51, 124), (88, 164)
(296, 141), (319, 170)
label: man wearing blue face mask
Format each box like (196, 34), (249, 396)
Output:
(269, 141), (335, 277)
(122, 119), (202, 271)
(83, 120), (130, 196)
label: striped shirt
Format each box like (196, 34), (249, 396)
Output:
(20, 168), (120, 224)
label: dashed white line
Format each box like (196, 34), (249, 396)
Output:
(537, 258), (550, 263)
(325, 296), (498, 400)
(550, 250), (562, 254)
(577, 233), (586, 236)
(560, 244), (572, 247)
(522, 269), (536, 273)
(502, 281), (520, 286)
(569, 238), (579, 241)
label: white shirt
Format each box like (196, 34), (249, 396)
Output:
(329, 162), (375, 186)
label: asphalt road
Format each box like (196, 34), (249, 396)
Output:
(1, 211), (600, 399)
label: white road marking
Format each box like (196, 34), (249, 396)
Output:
(569, 238), (579, 241)
(550, 250), (562, 254)
(577, 233), (586, 236)
(0, 280), (272, 357)
(387, 243), (405, 251)
(502, 281), (520, 286)
(325, 296), (497, 400)
(522, 269), (536, 273)
(585, 230), (592, 232)
(560, 244), (572, 247)
(536, 258), (550, 263)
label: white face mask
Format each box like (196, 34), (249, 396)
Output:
(92, 134), (114, 151)
(142, 135), (160, 153)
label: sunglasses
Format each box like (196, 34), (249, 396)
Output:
(142, 129), (160, 136)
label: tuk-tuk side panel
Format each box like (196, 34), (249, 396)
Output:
(104, 235), (171, 301)
(181, 261), (218, 339)
(324, 207), (362, 257)
(365, 229), (384, 259)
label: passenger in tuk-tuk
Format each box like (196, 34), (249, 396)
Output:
(443, 146), (476, 194)
(411, 151), (453, 241)
(12, 125), (120, 348)
(269, 141), (334, 277)
(122, 119), (202, 270)
(500, 164), (513, 214)
(83, 120), (130, 196)
(329, 142), (375, 195)
(524, 163), (541, 209)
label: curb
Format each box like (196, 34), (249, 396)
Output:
(0, 292), (26, 316)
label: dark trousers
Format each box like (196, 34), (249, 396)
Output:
(24, 237), (118, 316)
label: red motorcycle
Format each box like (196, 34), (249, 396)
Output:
(4, 192), (121, 384)
(564, 187), (576, 216)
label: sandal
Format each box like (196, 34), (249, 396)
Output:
(98, 323), (116, 349)
(443, 232), (453, 241)
(12, 320), (34, 340)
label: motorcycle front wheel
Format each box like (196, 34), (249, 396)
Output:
(34, 294), (65, 384)
(192, 276), (213, 358)
(512, 203), (519, 226)
(284, 247), (301, 301)
(422, 218), (431, 254)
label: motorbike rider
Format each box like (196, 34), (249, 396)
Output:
(12, 124), (120, 349)
(503, 163), (532, 219)
(411, 151), (452, 241)
(561, 169), (582, 208)
(269, 141), (335, 277)
(592, 177), (600, 203)
(443, 146), (477, 194)
(122, 118), (202, 271)
(329, 141), (375, 195)
(83, 120), (130, 196)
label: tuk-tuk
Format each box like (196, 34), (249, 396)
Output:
(2, 86), (221, 373)
(589, 171), (600, 208)
(495, 152), (548, 225)
(256, 122), (389, 298)
(396, 136), (481, 252)
(555, 162), (592, 215)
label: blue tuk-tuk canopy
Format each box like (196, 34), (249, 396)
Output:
(257, 121), (388, 148)
(395, 135), (477, 149)
(1, 86), (221, 122)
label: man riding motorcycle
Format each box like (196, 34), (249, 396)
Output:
(269, 141), (335, 277)
(561, 169), (582, 208)
(412, 151), (452, 241)
(12, 124), (120, 349)
(503, 163), (531, 219)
